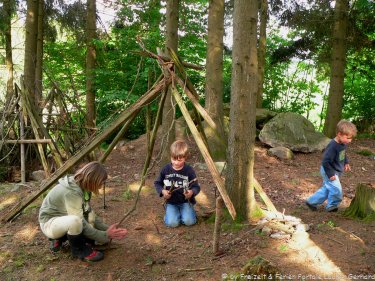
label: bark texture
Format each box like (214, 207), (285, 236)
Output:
(344, 183), (375, 221)
(24, 0), (39, 107)
(35, 0), (44, 101)
(85, 0), (97, 132)
(205, 0), (226, 161)
(225, 0), (258, 221)
(323, 0), (349, 138)
(161, 0), (179, 164)
(256, 0), (267, 108)
(4, 0), (14, 103)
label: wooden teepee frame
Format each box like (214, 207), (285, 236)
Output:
(2, 45), (277, 243)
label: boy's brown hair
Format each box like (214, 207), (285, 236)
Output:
(336, 120), (357, 137)
(74, 161), (107, 194)
(170, 140), (189, 159)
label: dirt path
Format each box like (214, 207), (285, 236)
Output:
(0, 136), (374, 280)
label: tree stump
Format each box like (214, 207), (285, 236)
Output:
(344, 183), (375, 222)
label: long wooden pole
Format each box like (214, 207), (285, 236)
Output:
(2, 78), (168, 222)
(171, 86), (236, 220)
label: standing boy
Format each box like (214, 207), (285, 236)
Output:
(306, 120), (357, 212)
(154, 140), (200, 227)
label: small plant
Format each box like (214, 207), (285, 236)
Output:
(36, 264), (45, 273)
(122, 188), (134, 200)
(360, 248), (366, 256)
(317, 220), (337, 231)
(356, 149), (374, 157)
(278, 244), (288, 253)
(145, 256), (153, 266)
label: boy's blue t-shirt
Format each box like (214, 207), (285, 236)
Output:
(322, 139), (348, 178)
(154, 163), (200, 205)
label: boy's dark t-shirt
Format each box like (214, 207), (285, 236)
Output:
(322, 139), (348, 178)
(154, 163), (200, 205)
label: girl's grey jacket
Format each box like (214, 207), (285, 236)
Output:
(38, 175), (109, 244)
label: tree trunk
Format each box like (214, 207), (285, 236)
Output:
(3, 0), (14, 104)
(205, 0), (226, 161)
(225, 0), (258, 221)
(161, 0), (179, 164)
(256, 0), (267, 108)
(85, 0), (97, 133)
(344, 183), (375, 221)
(24, 0), (39, 108)
(35, 0), (44, 101)
(323, 0), (349, 138)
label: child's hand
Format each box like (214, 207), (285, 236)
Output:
(329, 175), (336, 181)
(184, 190), (193, 199)
(344, 164), (351, 172)
(162, 189), (171, 199)
(107, 223), (128, 240)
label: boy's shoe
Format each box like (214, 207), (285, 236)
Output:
(82, 250), (104, 262)
(305, 201), (317, 211)
(49, 239), (62, 253)
(326, 206), (338, 212)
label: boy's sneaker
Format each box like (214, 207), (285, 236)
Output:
(326, 206), (338, 212)
(82, 250), (104, 262)
(305, 201), (317, 211)
(49, 239), (62, 253)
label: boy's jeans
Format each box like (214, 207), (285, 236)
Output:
(307, 166), (343, 209)
(164, 203), (197, 227)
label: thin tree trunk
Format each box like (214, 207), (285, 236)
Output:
(205, 0), (226, 161)
(4, 0), (14, 104)
(35, 0), (44, 102)
(256, 0), (267, 108)
(161, 0), (179, 165)
(226, 0), (258, 221)
(323, 0), (349, 138)
(24, 0), (39, 108)
(85, 0), (97, 133)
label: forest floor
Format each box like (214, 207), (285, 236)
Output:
(0, 135), (374, 281)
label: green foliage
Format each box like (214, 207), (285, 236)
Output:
(356, 149), (374, 157)
(38, 0), (374, 142)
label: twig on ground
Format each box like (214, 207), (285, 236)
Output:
(185, 267), (213, 272)
(327, 237), (344, 245)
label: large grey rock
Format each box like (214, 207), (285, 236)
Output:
(31, 170), (47, 181)
(268, 146), (294, 160)
(223, 104), (277, 127)
(259, 112), (330, 153)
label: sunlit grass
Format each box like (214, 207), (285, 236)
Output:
(13, 223), (39, 242)
(0, 195), (18, 211)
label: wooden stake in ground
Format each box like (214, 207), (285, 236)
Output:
(344, 183), (375, 221)
(213, 196), (224, 255)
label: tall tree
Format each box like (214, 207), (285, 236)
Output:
(24, 0), (39, 106)
(35, 0), (44, 98)
(2, 0), (15, 103)
(226, 0), (258, 221)
(86, 0), (97, 132)
(161, 0), (179, 164)
(256, 0), (267, 108)
(205, 0), (226, 161)
(323, 0), (349, 138)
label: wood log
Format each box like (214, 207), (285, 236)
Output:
(344, 183), (375, 221)
(213, 196), (224, 255)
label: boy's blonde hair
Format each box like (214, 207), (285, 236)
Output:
(74, 161), (107, 194)
(336, 120), (357, 137)
(170, 140), (189, 159)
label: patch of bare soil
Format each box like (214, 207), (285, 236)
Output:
(0, 135), (374, 281)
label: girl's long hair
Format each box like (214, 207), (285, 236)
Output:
(74, 161), (107, 194)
